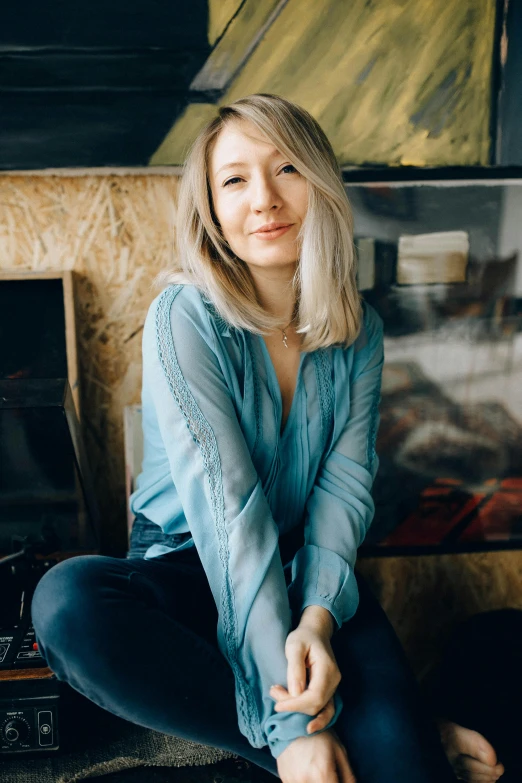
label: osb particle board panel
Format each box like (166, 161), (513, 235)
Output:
(0, 174), (179, 554)
(1, 172), (522, 675)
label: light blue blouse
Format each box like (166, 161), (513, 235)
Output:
(129, 283), (384, 759)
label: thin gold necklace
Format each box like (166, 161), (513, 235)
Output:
(280, 313), (297, 348)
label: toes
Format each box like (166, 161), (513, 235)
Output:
(440, 722), (498, 767)
(454, 756), (505, 782)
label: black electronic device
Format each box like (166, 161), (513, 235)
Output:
(0, 546), (61, 753)
(0, 654), (60, 753)
(0, 550), (57, 672)
(0, 377), (100, 754)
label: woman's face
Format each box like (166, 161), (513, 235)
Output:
(208, 120), (309, 274)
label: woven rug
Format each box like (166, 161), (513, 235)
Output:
(0, 688), (235, 783)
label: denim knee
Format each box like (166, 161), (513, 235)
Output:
(31, 555), (105, 656)
(349, 699), (419, 756)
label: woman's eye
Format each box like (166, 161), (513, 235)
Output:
(223, 165), (297, 187)
(223, 177), (242, 187)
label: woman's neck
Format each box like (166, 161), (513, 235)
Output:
(249, 265), (297, 324)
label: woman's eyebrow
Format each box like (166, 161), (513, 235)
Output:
(215, 150), (283, 177)
(215, 161), (247, 176)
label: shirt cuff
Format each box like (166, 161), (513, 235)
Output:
(288, 545), (360, 632)
(265, 691), (344, 759)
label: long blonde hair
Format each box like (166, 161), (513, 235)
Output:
(159, 93), (362, 351)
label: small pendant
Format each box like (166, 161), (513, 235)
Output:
(282, 329), (289, 348)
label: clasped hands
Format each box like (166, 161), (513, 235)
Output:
(269, 605), (341, 735)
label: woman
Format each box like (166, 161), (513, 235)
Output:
(32, 94), (457, 782)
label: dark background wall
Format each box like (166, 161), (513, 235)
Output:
(0, 0), (209, 168)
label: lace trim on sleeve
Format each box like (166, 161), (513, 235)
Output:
(245, 332), (262, 458)
(366, 367), (383, 473)
(312, 350), (334, 452)
(155, 285), (264, 748)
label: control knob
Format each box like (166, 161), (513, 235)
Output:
(2, 718), (30, 743)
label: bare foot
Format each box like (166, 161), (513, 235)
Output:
(438, 720), (505, 782)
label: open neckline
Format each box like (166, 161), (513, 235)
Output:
(258, 335), (305, 439)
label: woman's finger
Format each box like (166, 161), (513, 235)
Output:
(284, 637), (308, 696)
(271, 644), (340, 715)
(271, 680), (333, 716)
(306, 697), (335, 734)
(335, 741), (357, 783)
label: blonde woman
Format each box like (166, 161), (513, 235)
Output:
(32, 94), (456, 783)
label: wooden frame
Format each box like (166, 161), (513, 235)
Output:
(494, 0), (522, 166)
(123, 404), (144, 542)
(0, 269), (81, 417)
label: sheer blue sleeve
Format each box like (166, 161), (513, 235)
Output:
(288, 303), (384, 632)
(142, 285), (342, 758)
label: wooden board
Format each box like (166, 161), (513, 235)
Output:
(0, 667), (54, 682)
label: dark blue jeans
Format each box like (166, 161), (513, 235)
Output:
(31, 545), (456, 781)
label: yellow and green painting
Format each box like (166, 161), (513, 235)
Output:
(151, 0), (496, 168)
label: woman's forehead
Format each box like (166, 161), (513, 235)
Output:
(210, 122), (282, 173)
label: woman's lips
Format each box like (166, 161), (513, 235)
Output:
(253, 224), (293, 240)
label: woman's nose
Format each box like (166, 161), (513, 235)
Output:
(250, 175), (282, 212)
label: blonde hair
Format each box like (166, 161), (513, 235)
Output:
(160, 93), (362, 351)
